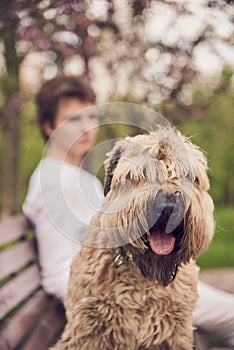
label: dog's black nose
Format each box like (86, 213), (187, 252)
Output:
(156, 189), (183, 215)
(147, 189), (185, 232)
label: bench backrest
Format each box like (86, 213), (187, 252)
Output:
(0, 214), (65, 350)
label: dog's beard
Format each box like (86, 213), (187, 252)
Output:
(119, 221), (186, 287)
(131, 250), (179, 287)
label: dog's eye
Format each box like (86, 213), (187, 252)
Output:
(143, 166), (147, 177)
(185, 174), (199, 186)
(194, 176), (200, 186)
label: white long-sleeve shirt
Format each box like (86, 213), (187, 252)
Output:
(23, 157), (103, 301)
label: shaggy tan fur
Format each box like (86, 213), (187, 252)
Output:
(53, 127), (215, 350)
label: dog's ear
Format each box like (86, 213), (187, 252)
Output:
(104, 147), (122, 196)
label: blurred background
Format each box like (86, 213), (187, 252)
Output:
(0, 0), (233, 268)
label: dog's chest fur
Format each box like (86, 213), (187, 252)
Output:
(65, 246), (199, 349)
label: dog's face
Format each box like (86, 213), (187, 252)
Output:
(102, 127), (215, 286)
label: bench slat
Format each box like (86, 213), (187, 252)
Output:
(0, 214), (65, 349)
(0, 214), (31, 245)
(0, 264), (41, 319)
(0, 240), (37, 280)
(22, 304), (65, 350)
(0, 290), (57, 350)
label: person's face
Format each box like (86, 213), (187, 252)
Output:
(43, 97), (98, 165)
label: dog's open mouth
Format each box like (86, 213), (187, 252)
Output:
(145, 193), (186, 256)
(147, 222), (183, 256)
(148, 227), (176, 255)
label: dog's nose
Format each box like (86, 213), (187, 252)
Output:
(147, 190), (185, 231)
(155, 189), (180, 211)
(160, 190), (185, 231)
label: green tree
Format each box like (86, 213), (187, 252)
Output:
(180, 85), (234, 206)
(0, 0), (108, 216)
(0, 0), (233, 215)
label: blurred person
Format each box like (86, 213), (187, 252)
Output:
(23, 75), (104, 301)
(194, 281), (234, 346)
(23, 75), (234, 347)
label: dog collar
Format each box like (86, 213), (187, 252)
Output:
(113, 246), (133, 268)
(114, 246), (121, 254)
(114, 246), (124, 268)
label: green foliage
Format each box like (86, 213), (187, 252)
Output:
(19, 100), (44, 204)
(180, 90), (234, 206)
(198, 206), (234, 268)
(179, 88), (234, 268)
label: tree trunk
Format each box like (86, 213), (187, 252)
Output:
(0, 26), (21, 218)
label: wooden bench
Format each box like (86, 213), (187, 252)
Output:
(0, 214), (65, 350)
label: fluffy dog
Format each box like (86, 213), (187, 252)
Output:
(54, 127), (215, 350)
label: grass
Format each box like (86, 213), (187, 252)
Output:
(198, 206), (234, 268)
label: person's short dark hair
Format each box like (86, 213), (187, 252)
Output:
(36, 75), (96, 140)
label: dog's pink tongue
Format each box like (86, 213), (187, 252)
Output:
(149, 230), (176, 255)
